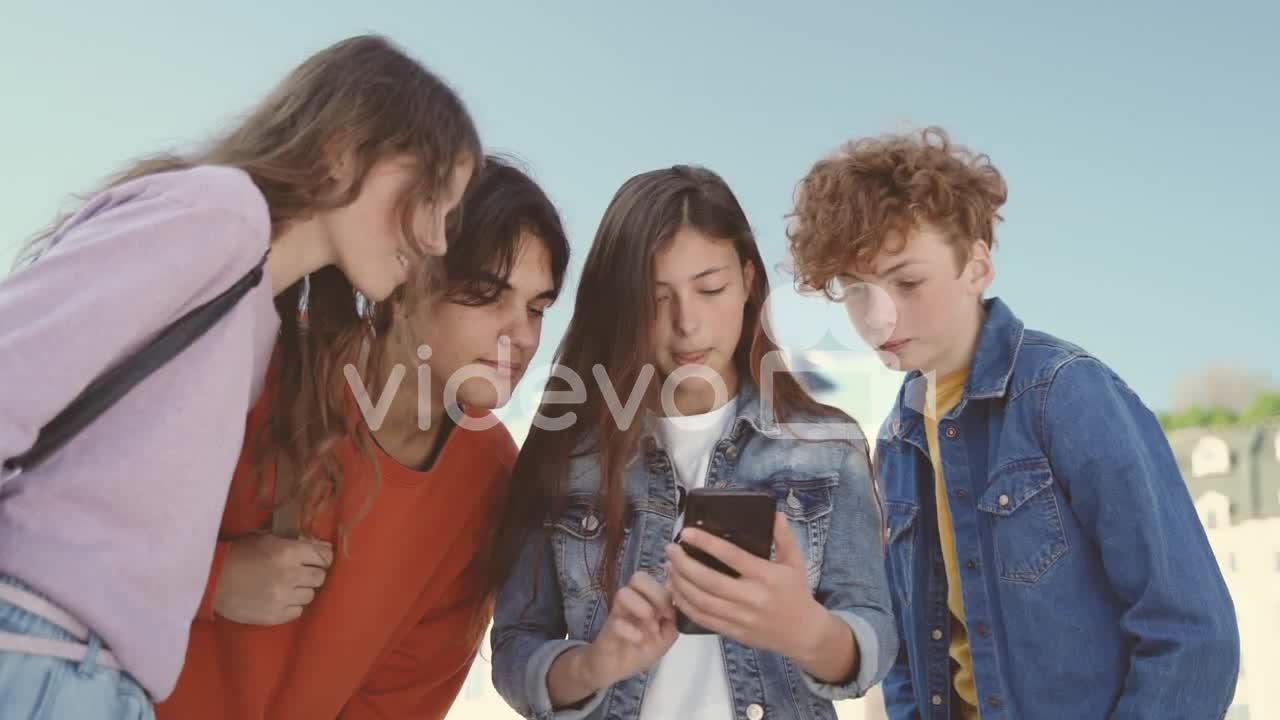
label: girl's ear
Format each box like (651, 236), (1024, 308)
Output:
(741, 259), (757, 301)
(323, 136), (356, 189)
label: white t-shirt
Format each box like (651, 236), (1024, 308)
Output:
(639, 397), (738, 720)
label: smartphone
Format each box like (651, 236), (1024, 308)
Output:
(675, 487), (776, 634)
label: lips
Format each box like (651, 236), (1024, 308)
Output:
(879, 339), (910, 353)
(477, 360), (523, 377)
(671, 350), (709, 366)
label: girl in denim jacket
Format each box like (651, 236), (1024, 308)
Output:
(488, 165), (897, 720)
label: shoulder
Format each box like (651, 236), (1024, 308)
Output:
(1009, 327), (1103, 398)
(777, 403), (874, 452)
(133, 165), (268, 228)
(95, 165), (271, 267)
(35, 166), (272, 299)
(1010, 326), (1143, 407)
(764, 406), (874, 482)
(1014, 330), (1155, 443)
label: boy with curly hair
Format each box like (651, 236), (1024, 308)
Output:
(785, 127), (1239, 719)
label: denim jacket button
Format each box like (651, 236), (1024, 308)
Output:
(998, 494), (1010, 507)
(746, 703), (764, 720)
(582, 514), (600, 533)
(726, 444), (739, 459)
(931, 694), (943, 706)
(944, 425), (958, 439)
(931, 628), (943, 641)
(786, 490), (802, 510)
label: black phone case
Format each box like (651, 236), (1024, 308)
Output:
(675, 488), (775, 635)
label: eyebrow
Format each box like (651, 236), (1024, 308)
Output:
(472, 270), (558, 302)
(655, 266), (729, 287)
(844, 259), (920, 281)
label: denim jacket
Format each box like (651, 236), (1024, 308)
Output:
(491, 382), (897, 720)
(878, 297), (1240, 719)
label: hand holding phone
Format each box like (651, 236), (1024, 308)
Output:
(665, 500), (835, 664)
(670, 488), (775, 634)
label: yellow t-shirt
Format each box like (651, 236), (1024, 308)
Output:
(924, 368), (980, 718)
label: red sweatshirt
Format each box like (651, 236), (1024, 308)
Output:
(157, 399), (514, 720)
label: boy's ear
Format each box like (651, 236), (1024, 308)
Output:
(966, 240), (995, 296)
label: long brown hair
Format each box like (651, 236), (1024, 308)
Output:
(489, 165), (850, 598)
(16, 35), (482, 536)
(425, 154), (573, 642)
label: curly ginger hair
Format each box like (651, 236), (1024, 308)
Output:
(786, 126), (1008, 298)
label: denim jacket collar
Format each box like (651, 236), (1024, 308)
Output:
(637, 380), (780, 447)
(885, 297), (1025, 446)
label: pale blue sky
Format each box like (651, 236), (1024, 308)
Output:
(2, 0), (1276, 415)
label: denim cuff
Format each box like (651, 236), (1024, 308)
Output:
(524, 638), (606, 720)
(801, 609), (881, 700)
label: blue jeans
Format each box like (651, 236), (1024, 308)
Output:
(0, 576), (153, 719)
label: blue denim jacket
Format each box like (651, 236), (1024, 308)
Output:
(491, 382), (897, 720)
(877, 297), (1240, 719)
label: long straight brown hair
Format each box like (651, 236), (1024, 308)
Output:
(15, 35), (482, 534)
(488, 165), (853, 598)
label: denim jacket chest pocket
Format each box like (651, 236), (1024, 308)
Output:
(976, 458), (1070, 583)
(549, 497), (630, 636)
(768, 472), (838, 590)
(883, 500), (919, 607)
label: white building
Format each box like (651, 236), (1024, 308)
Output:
(1196, 501), (1280, 720)
(1180, 422), (1280, 720)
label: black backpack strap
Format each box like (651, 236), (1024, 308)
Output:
(2, 250), (269, 483)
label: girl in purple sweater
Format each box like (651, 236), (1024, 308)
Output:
(0, 34), (478, 718)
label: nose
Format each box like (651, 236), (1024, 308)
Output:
(846, 284), (897, 345)
(500, 308), (539, 357)
(672, 294), (701, 338)
(866, 288), (896, 334)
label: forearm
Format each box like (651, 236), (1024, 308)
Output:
(546, 645), (601, 710)
(793, 604), (859, 685)
(1108, 592), (1240, 718)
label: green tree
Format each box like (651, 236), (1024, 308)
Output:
(1240, 390), (1280, 423)
(1158, 406), (1239, 431)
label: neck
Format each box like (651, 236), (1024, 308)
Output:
(266, 216), (335, 296)
(935, 302), (987, 377)
(370, 361), (449, 470)
(668, 366), (740, 416)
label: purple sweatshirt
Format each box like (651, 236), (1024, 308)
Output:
(0, 166), (281, 700)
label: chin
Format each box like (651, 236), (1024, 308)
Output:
(454, 379), (515, 411)
(354, 279), (395, 303)
(873, 349), (912, 373)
